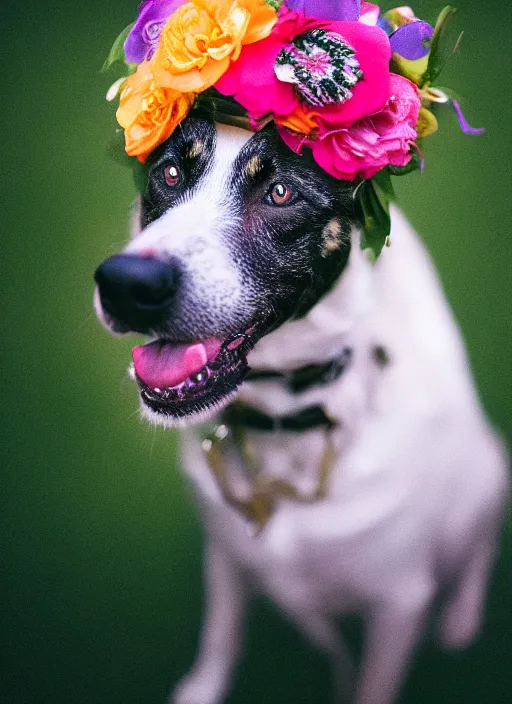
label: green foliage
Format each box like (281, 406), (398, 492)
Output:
(356, 169), (395, 260)
(358, 154), (423, 259)
(388, 151), (422, 176)
(421, 6), (458, 86)
(101, 22), (136, 74)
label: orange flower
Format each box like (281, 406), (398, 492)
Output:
(152, 0), (277, 92)
(276, 104), (318, 137)
(116, 62), (195, 163)
(238, 0), (279, 44)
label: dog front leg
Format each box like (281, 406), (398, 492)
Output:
(172, 540), (248, 704)
(295, 612), (355, 704)
(354, 592), (431, 704)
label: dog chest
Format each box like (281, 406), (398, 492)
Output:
(184, 432), (440, 612)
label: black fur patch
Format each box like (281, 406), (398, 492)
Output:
(141, 115), (354, 330)
(225, 124), (353, 321)
(141, 113), (217, 229)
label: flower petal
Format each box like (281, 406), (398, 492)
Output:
(452, 100), (485, 135)
(390, 21), (433, 60)
(125, 0), (186, 63)
(359, 3), (380, 26)
(317, 21), (391, 125)
(390, 53), (429, 86)
(116, 61), (195, 161)
(215, 27), (299, 117)
(285, 0), (361, 22)
(106, 76), (128, 102)
(416, 107), (438, 138)
(312, 74), (420, 181)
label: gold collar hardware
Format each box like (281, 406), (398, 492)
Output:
(201, 423), (336, 534)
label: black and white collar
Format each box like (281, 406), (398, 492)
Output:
(245, 346), (353, 395)
(219, 347), (353, 434)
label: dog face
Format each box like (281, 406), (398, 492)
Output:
(95, 111), (354, 425)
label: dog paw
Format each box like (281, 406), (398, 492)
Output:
(438, 599), (482, 650)
(171, 674), (225, 704)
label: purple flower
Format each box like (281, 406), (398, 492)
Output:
(285, 0), (361, 22)
(390, 21), (434, 60)
(452, 100), (485, 135)
(124, 0), (185, 64)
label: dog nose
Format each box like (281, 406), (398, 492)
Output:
(94, 254), (180, 333)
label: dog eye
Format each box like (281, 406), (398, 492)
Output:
(164, 165), (180, 187)
(268, 183), (293, 206)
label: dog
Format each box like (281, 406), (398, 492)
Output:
(94, 111), (509, 704)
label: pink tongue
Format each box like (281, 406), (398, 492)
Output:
(132, 339), (221, 389)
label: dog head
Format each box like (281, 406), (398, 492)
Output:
(94, 110), (355, 426)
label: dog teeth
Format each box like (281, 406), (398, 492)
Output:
(144, 367), (213, 401)
(214, 424), (229, 440)
(188, 368), (209, 387)
(149, 382), (187, 396)
(202, 439), (213, 453)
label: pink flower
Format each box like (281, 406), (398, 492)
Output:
(215, 9), (391, 125)
(359, 2), (380, 26)
(310, 74), (421, 180)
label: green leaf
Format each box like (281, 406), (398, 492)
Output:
(388, 150), (422, 176)
(355, 175), (393, 261)
(421, 6), (457, 86)
(101, 22), (135, 73)
(372, 167), (395, 201)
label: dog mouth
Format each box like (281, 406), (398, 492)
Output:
(131, 321), (264, 423)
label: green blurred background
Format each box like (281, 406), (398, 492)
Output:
(2, 1), (512, 702)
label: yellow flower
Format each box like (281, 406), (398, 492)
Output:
(116, 62), (195, 163)
(416, 107), (438, 139)
(152, 0), (277, 92)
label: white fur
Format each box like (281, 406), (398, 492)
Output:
(172, 206), (508, 704)
(125, 126), (254, 330)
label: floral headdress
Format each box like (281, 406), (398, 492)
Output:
(104, 1), (483, 258)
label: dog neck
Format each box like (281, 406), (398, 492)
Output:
(198, 233), (375, 531)
(239, 230), (374, 418)
(249, 228), (372, 371)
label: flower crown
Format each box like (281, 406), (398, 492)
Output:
(104, 1), (483, 258)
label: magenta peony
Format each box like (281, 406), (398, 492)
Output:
(310, 74), (421, 181)
(215, 8), (391, 125)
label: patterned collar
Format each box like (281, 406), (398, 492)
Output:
(246, 347), (353, 394)
(221, 402), (337, 434)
